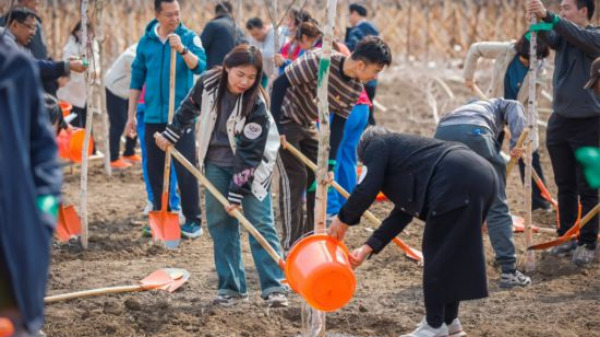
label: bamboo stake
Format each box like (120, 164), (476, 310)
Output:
(80, 0), (92, 249)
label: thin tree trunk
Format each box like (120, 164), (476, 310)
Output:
(80, 0), (92, 249)
(524, 16), (537, 271)
(95, 0), (111, 176)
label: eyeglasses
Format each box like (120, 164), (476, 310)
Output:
(17, 21), (37, 31)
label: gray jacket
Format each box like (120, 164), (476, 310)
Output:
(539, 11), (600, 118)
(439, 98), (526, 149)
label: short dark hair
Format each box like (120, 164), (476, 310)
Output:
(515, 32), (550, 60)
(154, 0), (176, 13)
(576, 0), (595, 20)
(215, 1), (232, 15)
(351, 36), (392, 66)
(245, 17), (263, 30)
(6, 7), (36, 26)
(289, 8), (314, 26)
(349, 3), (367, 17)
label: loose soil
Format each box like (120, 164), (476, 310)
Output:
(45, 64), (600, 337)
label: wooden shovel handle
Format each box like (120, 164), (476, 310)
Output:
(161, 48), (177, 206)
(168, 146), (286, 270)
(45, 285), (145, 303)
(506, 129), (529, 177)
(472, 84), (488, 101)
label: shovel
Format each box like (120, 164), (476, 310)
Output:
(528, 203), (600, 251)
(167, 145), (286, 270)
(44, 268), (189, 303)
(285, 143), (424, 264)
(148, 48), (180, 249)
(56, 203), (82, 242)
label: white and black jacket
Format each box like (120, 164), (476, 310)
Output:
(163, 69), (280, 205)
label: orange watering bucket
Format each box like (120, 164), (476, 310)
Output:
(285, 234), (356, 312)
(58, 101), (73, 117)
(0, 318), (14, 337)
(57, 128), (94, 163)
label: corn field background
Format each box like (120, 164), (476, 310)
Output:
(4, 0), (595, 69)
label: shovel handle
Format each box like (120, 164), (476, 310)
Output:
(168, 146), (286, 270)
(506, 129), (529, 177)
(161, 48), (177, 202)
(472, 84), (488, 101)
(45, 284), (145, 303)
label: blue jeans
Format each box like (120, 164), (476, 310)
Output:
(136, 103), (180, 210)
(327, 104), (370, 215)
(434, 124), (516, 272)
(205, 163), (286, 298)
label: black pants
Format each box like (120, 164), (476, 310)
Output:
(365, 84), (377, 125)
(71, 105), (87, 129)
(106, 89), (137, 161)
(518, 150), (550, 210)
(145, 123), (201, 223)
(546, 113), (600, 247)
(277, 123), (318, 252)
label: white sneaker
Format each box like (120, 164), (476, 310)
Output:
(400, 318), (449, 337)
(143, 201), (153, 215)
(447, 318), (467, 337)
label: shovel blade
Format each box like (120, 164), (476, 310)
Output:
(148, 210), (181, 249)
(57, 205), (82, 242)
(140, 268), (190, 293)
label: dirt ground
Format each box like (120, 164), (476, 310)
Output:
(45, 64), (600, 337)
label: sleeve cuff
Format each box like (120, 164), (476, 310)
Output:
(227, 191), (243, 205)
(365, 236), (386, 254)
(328, 159), (336, 172)
(63, 61), (70, 76)
(163, 125), (181, 144)
(337, 207), (361, 226)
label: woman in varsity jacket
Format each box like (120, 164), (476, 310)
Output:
(155, 45), (288, 307)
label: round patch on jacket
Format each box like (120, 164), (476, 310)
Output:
(193, 36), (203, 48)
(243, 123), (262, 139)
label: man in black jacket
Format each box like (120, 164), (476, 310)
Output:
(528, 0), (600, 265)
(328, 127), (497, 337)
(200, 1), (246, 70)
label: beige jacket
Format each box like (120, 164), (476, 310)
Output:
(463, 41), (544, 106)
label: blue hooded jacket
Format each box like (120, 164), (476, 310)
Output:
(131, 19), (206, 124)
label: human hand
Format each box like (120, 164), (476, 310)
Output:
(348, 245), (373, 268)
(168, 34), (184, 53)
(510, 146), (525, 159)
(154, 132), (173, 151)
(69, 60), (88, 73)
(465, 79), (475, 90)
(327, 216), (349, 241)
(280, 135), (287, 149)
(274, 54), (285, 67)
(527, 0), (547, 20)
(225, 204), (241, 214)
(126, 116), (137, 138)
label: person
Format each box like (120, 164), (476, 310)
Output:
(0, 0), (48, 60)
(104, 44), (141, 170)
(584, 57), (600, 94)
(200, 1), (246, 70)
(245, 17), (285, 82)
(0, 7), (87, 92)
(273, 9), (313, 72)
(155, 45), (288, 307)
(57, 20), (99, 130)
(270, 36), (392, 252)
(0, 38), (62, 337)
(126, 0), (206, 239)
(345, 3), (380, 125)
(464, 33), (552, 211)
(434, 99), (532, 288)
(328, 127), (496, 337)
(527, 0), (600, 265)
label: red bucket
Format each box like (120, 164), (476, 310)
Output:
(285, 234), (356, 312)
(57, 128), (94, 163)
(58, 101), (73, 117)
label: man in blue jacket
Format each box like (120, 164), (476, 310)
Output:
(126, 0), (206, 239)
(528, 0), (600, 265)
(0, 38), (62, 337)
(345, 3), (380, 125)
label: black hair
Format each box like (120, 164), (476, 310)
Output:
(515, 32), (550, 60)
(6, 7), (36, 26)
(154, 0), (176, 13)
(44, 94), (64, 135)
(357, 126), (389, 161)
(349, 3), (367, 17)
(295, 21), (322, 40)
(215, 1), (232, 15)
(350, 36), (392, 66)
(215, 44), (265, 118)
(245, 17), (263, 30)
(289, 8), (314, 26)
(576, 0), (595, 20)
(70, 20), (92, 44)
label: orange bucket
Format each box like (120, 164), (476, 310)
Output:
(285, 234), (356, 312)
(56, 128), (94, 163)
(58, 101), (73, 117)
(0, 318), (14, 337)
